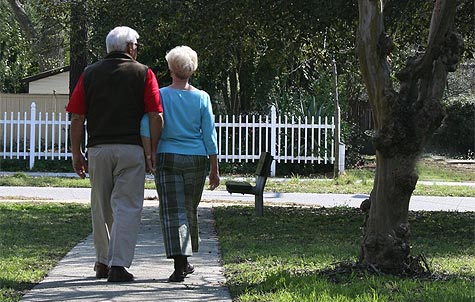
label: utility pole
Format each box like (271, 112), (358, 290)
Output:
(333, 58), (343, 177)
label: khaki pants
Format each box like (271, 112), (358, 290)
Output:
(88, 144), (145, 267)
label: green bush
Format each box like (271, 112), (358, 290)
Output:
(2, 158), (334, 177)
(342, 121), (374, 168)
(219, 161), (333, 177)
(31, 159), (73, 172)
(0, 159), (28, 172)
(0, 159), (72, 172)
(427, 96), (475, 157)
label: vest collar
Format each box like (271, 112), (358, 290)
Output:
(105, 51), (134, 60)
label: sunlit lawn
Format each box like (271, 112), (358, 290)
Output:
(0, 159), (474, 301)
(0, 203), (91, 302)
(214, 206), (475, 302)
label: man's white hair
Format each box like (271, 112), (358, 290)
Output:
(105, 26), (139, 53)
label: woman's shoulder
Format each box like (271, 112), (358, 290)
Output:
(161, 86), (209, 96)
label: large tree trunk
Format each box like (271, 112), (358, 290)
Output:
(69, 0), (88, 94)
(356, 0), (464, 273)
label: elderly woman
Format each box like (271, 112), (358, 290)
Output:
(141, 45), (220, 282)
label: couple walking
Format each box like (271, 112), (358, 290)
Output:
(67, 26), (220, 283)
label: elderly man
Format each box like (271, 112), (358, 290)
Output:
(67, 26), (163, 282)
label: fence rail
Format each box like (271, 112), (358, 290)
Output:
(1, 103), (342, 175)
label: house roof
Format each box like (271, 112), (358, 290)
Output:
(22, 66), (70, 83)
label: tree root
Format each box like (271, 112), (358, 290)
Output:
(320, 254), (470, 282)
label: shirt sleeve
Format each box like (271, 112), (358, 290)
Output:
(66, 74), (86, 115)
(140, 113), (151, 138)
(144, 69), (163, 113)
(201, 92), (219, 155)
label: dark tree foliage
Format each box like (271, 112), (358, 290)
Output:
(3, 0), (473, 122)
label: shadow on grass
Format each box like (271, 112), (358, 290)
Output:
(214, 206), (475, 301)
(0, 202), (92, 302)
(0, 277), (37, 292)
(238, 268), (474, 302)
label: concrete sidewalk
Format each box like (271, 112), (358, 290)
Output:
(19, 202), (231, 302)
(2, 186), (475, 212)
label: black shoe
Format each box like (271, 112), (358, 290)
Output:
(107, 266), (134, 282)
(168, 271), (186, 282)
(185, 263), (195, 275)
(169, 255), (187, 282)
(94, 262), (109, 279)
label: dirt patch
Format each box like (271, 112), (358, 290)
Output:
(421, 156), (475, 174)
(360, 155), (474, 174)
(320, 256), (471, 283)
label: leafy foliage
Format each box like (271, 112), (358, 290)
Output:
(427, 96), (475, 156)
(0, 1), (36, 92)
(1, 0), (474, 162)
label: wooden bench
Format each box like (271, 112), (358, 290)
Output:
(225, 152), (273, 216)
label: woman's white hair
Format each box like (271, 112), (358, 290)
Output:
(105, 26), (139, 53)
(165, 46), (198, 80)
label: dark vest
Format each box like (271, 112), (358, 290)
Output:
(82, 52), (148, 147)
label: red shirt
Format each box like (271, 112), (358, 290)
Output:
(66, 68), (162, 114)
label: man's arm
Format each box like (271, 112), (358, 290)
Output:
(141, 135), (154, 173)
(70, 113), (87, 178)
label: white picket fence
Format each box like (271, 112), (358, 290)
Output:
(1, 103), (343, 174)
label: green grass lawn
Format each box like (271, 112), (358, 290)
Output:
(214, 206), (475, 302)
(0, 159), (474, 302)
(1, 162), (475, 197)
(0, 202), (474, 302)
(0, 202), (91, 302)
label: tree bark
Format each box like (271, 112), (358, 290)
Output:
(7, 0), (37, 42)
(8, 0), (65, 71)
(356, 0), (464, 273)
(69, 0), (88, 95)
(7, 0), (46, 70)
(230, 68), (240, 114)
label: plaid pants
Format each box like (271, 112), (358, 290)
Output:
(155, 153), (207, 258)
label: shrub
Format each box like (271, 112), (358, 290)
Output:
(0, 159), (72, 172)
(427, 96), (475, 157)
(342, 121), (373, 168)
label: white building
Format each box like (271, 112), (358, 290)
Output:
(22, 66), (70, 95)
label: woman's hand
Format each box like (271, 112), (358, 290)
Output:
(208, 170), (220, 190)
(145, 154), (155, 174)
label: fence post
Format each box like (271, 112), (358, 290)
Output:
(270, 105), (276, 177)
(333, 58), (342, 178)
(338, 143), (345, 174)
(29, 102), (36, 170)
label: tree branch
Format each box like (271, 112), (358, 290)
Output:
(415, 0), (457, 80)
(356, 0), (393, 129)
(7, 0), (38, 43)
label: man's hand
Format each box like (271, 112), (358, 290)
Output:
(70, 113), (86, 178)
(73, 152), (87, 178)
